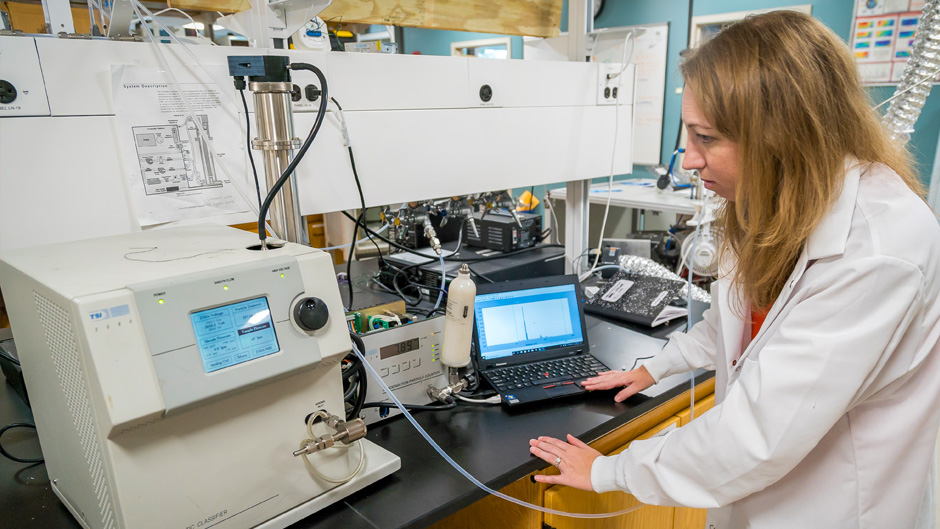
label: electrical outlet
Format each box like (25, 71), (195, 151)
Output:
(596, 63), (634, 106)
(597, 63), (619, 105)
(0, 37), (51, 116)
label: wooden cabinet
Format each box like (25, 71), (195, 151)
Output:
(542, 417), (680, 529)
(673, 506), (708, 529)
(426, 469), (548, 529)
(672, 393), (715, 529)
(428, 377), (716, 529)
(676, 394), (715, 427)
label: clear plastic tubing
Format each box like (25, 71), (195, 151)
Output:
(351, 342), (644, 519)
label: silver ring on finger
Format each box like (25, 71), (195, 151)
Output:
(553, 456), (562, 468)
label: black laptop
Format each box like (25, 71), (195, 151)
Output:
(471, 274), (611, 406)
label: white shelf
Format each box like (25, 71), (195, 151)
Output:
(549, 179), (702, 216)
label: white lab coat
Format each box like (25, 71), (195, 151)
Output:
(591, 160), (940, 528)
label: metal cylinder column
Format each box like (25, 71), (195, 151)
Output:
(250, 81), (308, 245)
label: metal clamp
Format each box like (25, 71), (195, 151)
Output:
(251, 138), (302, 151)
(427, 368), (470, 403)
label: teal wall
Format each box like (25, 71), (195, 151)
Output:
(402, 28), (524, 59)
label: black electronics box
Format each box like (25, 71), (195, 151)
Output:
(464, 211), (542, 252)
(397, 215), (463, 249)
(381, 242), (565, 291)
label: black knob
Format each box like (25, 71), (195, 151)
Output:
(479, 84), (493, 102)
(0, 81), (16, 104)
(294, 297), (329, 331)
(304, 84), (321, 102)
(290, 84), (302, 102)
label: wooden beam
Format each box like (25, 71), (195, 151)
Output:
(2, 1), (93, 34)
(319, 0), (563, 38)
(167, 0), (248, 14)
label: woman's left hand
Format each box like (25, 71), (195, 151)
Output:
(529, 434), (602, 491)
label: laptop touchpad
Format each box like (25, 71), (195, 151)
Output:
(545, 384), (581, 397)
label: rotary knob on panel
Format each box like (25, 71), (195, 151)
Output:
(293, 297), (329, 331)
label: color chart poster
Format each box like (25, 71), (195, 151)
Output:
(851, 0), (934, 84)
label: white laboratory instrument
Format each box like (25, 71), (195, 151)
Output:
(441, 264), (475, 368)
(425, 264), (477, 402)
(358, 317), (447, 425)
(0, 224), (400, 529)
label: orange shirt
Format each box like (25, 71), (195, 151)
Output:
(750, 309), (769, 341)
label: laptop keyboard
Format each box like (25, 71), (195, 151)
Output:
(487, 355), (608, 392)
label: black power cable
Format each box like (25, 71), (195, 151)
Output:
(330, 96), (388, 311)
(362, 398), (456, 413)
(0, 423), (43, 464)
(237, 88), (263, 209)
(256, 62), (329, 242)
(343, 333), (368, 421)
(345, 211), (364, 310)
(467, 265), (495, 283)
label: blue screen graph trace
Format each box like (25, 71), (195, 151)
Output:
(475, 284), (583, 361)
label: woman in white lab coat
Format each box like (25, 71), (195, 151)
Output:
(529, 10), (940, 529)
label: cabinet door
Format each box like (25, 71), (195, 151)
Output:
(672, 393), (715, 529)
(675, 394), (715, 427)
(543, 417), (680, 529)
(426, 469), (548, 529)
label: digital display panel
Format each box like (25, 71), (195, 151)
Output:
(190, 297), (280, 373)
(474, 284), (584, 361)
(380, 338), (420, 360)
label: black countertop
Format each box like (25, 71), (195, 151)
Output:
(301, 371), (701, 529)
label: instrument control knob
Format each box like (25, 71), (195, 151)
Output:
(294, 297), (329, 331)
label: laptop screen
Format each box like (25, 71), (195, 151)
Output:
(474, 283), (585, 362)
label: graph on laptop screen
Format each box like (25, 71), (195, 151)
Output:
(474, 284), (584, 361)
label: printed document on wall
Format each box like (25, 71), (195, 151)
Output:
(113, 65), (253, 226)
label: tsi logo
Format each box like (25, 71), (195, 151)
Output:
(89, 309), (111, 321)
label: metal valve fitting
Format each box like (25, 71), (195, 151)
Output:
(293, 412), (367, 457)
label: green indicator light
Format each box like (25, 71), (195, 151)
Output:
(223, 285), (229, 290)
(158, 299), (164, 304)
(280, 273), (285, 278)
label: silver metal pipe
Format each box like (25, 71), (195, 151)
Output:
(250, 81), (308, 245)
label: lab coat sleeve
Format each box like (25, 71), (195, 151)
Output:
(643, 297), (722, 383)
(591, 256), (924, 502)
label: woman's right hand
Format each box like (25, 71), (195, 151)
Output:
(582, 366), (655, 402)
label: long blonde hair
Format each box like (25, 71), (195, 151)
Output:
(680, 10), (923, 311)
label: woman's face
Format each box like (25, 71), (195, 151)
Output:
(681, 91), (742, 201)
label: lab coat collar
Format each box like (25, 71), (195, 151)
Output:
(728, 158), (861, 373)
(804, 158), (862, 261)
